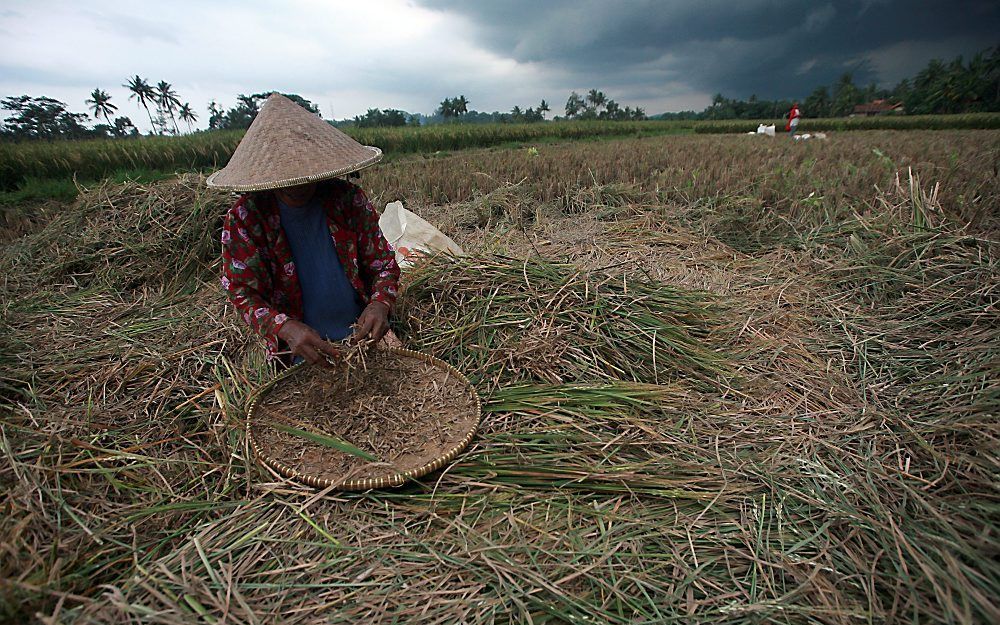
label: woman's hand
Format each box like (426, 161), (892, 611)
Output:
(277, 319), (341, 366)
(354, 301), (390, 343)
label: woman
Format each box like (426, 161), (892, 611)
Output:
(786, 102), (801, 135)
(209, 94), (400, 366)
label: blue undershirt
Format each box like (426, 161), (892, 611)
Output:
(278, 196), (363, 342)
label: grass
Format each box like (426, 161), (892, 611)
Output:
(1, 129), (998, 623)
(363, 129), (999, 233)
(0, 167), (183, 202)
(0, 122), (687, 192)
(2, 113), (997, 194)
(691, 112), (1000, 134)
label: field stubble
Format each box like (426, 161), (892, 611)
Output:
(1, 131), (998, 623)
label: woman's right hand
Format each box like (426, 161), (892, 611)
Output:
(277, 319), (341, 366)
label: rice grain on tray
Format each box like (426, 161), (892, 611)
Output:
(250, 347), (479, 484)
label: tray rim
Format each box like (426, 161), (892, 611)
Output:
(245, 346), (481, 491)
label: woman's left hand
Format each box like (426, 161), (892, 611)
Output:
(354, 301), (391, 343)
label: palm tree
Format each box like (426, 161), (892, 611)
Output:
(111, 116), (137, 137)
(805, 86), (830, 118)
(206, 101), (224, 129)
(179, 103), (198, 133)
(586, 89), (607, 110)
(124, 75), (156, 132)
(565, 92), (585, 118)
(538, 99), (550, 118)
(438, 97), (454, 118)
(455, 95), (469, 115)
(156, 81), (181, 134)
(85, 88), (117, 126)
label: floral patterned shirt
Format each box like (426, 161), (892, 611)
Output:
(220, 180), (400, 357)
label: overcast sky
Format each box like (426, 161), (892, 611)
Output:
(1, 0), (996, 131)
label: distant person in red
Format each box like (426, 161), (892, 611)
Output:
(786, 102), (801, 135)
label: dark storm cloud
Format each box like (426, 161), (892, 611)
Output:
(416, 0), (999, 102)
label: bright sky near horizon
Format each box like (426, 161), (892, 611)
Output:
(1, 0), (996, 131)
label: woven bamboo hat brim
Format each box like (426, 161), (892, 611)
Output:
(206, 93), (382, 192)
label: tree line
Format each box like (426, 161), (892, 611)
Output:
(2, 46), (996, 140)
(434, 95), (555, 124)
(564, 89), (646, 120)
(206, 93), (319, 130)
(426, 91), (643, 124)
(1, 76), (203, 141)
(341, 95), (553, 127)
(344, 91), (640, 128)
(662, 45), (999, 121)
(0, 77), (321, 141)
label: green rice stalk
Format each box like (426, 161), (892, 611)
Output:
(270, 422), (378, 461)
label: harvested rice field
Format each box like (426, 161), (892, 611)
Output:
(2, 131), (998, 623)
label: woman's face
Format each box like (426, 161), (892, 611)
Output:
(275, 182), (317, 207)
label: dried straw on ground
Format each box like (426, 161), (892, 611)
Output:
(2, 131), (998, 624)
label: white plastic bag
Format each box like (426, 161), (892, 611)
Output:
(379, 201), (464, 268)
(757, 124), (776, 137)
(793, 132), (827, 141)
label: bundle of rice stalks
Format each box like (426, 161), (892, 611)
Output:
(474, 381), (744, 494)
(797, 167), (996, 304)
(0, 291), (267, 624)
(466, 177), (538, 227)
(0, 175), (270, 622)
(397, 253), (728, 389)
(562, 179), (651, 216)
(1, 174), (231, 295)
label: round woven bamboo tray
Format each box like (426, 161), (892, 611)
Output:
(246, 347), (480, 491)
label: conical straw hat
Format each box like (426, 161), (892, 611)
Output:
(206, 93), (382, 192)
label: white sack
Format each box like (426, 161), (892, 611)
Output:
(379, 201), (464, 268)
